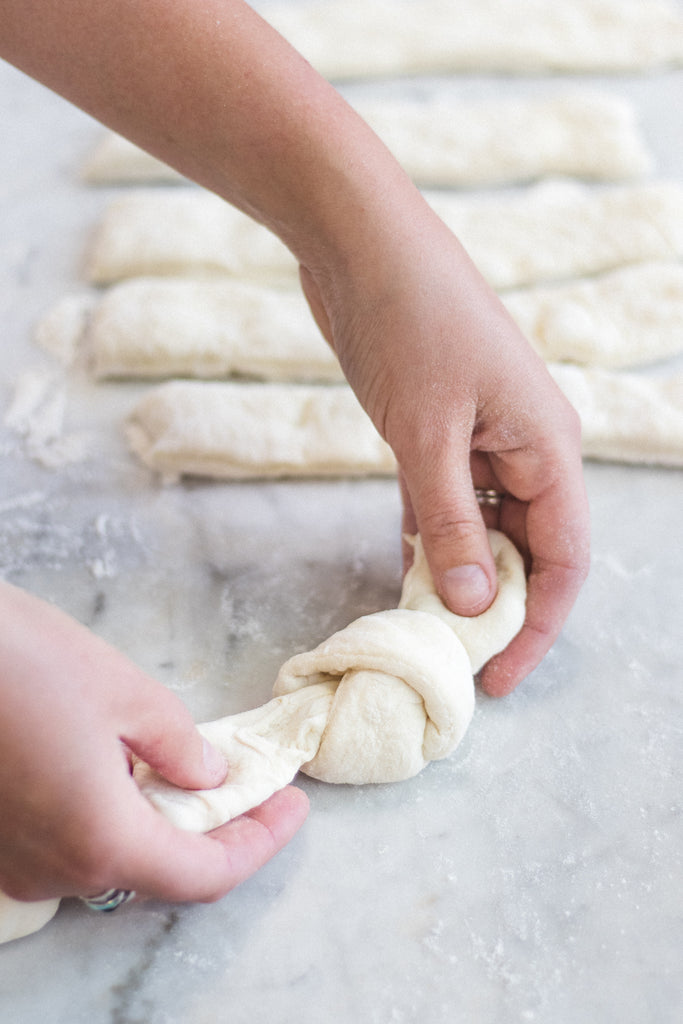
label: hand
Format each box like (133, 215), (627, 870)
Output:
(300, 197), (590, 697)
(0, 0), (588, 698)
(0, 582), (308, 905)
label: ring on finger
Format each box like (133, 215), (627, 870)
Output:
(475, 488), (505, 508)
(79, 888), (136, 912)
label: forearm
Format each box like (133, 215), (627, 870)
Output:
(1, 0), (422, 276)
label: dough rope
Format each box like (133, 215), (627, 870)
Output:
(126, 368), (683, 479)
(125, 381), (397, 481)
(86, 182), (683, 292)
(36, 262), (683, 382)
(83, 91), (651, 189)
(264, 0), (683, 78)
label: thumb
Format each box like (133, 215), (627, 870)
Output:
(402, 456), (498, 617)
(120, 679), (227, 792)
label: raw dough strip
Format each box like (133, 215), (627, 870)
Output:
(503, 262), (683, 369)
(126, 370), (683, 477)
(126, 381), (396, 481)
(37, 262), (683, 380)
(87, 190), (296, 289)
(74, 278), (342, 382)
(83, 92), (652, 188)
(86, 181), (683, 292)
(262, 0), (683, 77)
(2, 530), (525, 941)
(548, 364), (683, 466)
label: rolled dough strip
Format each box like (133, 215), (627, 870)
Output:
(126, 370), (683, 477)
(549, 364), (683, 466)
(84, 278), (342, 381)
(83, 92), (652, 188)
(426, 181), (683, 291)
(87, 190), (295, 289)
(39, 261), (683, 380)
(505, 262), (683, 369)
(126, 381), (396, 480)
(263, 0), (683, 77)
(87, 182), (683, 292)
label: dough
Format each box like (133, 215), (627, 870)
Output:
(83, 91), (651, 188)
(136, 529), (526, 829)
(137, 610), (474, 827)
(399, 533), (527, 674)
(126, 381), (396, 480)
(83, 277), (342, 381)
(264, 0), (683, 77)
(0, 892), (61, 946)
(427, 181), (683, 291)
(548, 364), (683, 466)
(87, 182), (683, 291)
(505, 262), (683, 369)
(87, 190), (295, 288)
(37, 260), (683, 380)
(126, 369), (683, 478)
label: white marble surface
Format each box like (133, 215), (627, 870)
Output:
(1, 21), (682, 1024)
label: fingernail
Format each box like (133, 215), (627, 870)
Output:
(203, 738), (228, 780)
(442, 564), (490, 613)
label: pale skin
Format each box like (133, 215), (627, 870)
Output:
(0, 0), (590, 907)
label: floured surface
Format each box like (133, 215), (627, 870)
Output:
(3, 367), (91, 468)
(87, 182), (683, 291)
(83, 91), (652, 188)
(263, 0), (683, 76)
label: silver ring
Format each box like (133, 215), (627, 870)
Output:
(475, 488), (505, 508)
(80, 888), (136, 912)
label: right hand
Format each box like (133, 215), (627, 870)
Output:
(299, 193), (590, 697)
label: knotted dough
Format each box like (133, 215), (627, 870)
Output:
(135, 530), (526, 831)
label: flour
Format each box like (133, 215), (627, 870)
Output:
(3, 367), (90, 469)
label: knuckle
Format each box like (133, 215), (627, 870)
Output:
(418, 507), (482, 547)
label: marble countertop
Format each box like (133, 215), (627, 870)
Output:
(1, 27), (682, 1024)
